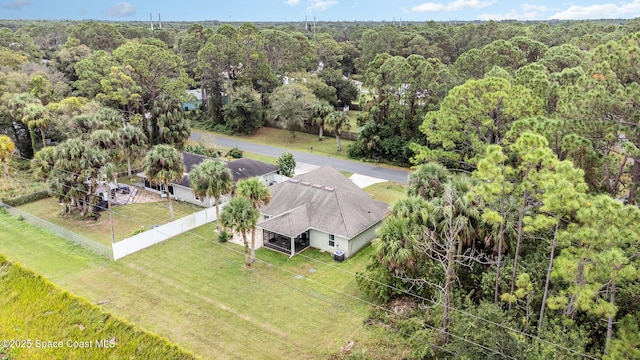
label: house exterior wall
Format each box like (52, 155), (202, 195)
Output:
(260, 172), (277, 186)
(309, 229), (349, 256)
(171, 184), (210, 207)
(346, 220), (382, 258)
(307, 221), (381, 258)
(171, 184), (233, 208)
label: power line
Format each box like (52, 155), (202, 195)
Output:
(263, 240), (598, 360)
(3, 158), (596, 359)
(0, 208), (464, 359)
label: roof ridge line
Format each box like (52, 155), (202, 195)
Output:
(333, 190), (350, 238)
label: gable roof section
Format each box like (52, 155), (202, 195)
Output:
(260, 205), (310, 238)
(259, 175), (388, 239)
(175, 153), (278, 188)
(182, 152), (210, 173)
(226, 158), (279, 182)
(295, 165), (367, 197)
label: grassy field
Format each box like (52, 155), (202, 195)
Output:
(363, 181), (408, 204)
(345, 110), (360, 130)
(0, 252), (195, 360)
(17, 198), (204, 246)
(0, 212), (408, 360)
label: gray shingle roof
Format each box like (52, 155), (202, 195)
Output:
(295, 165), (367, 196)
(259, 167), (389, 239)
(226, 158), (279, 182)
(259, 205), (310, 238)
(176, 153), (278, 188)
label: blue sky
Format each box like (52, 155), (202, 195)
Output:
(2, 0), (640, 22)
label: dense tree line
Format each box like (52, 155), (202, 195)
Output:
(1, 19), (640, 357)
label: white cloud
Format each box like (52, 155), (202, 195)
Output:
(307, 0), (338, 11)
(478, 3), (547, 21)
(107, 2), (135, 17)
(412, 0), (495, 13)
(548, 0), (640, 20)
(285, 0), (300, 5)
(3, 0), (30, 10)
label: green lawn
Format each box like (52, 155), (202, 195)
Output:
(363, 181), (408, 204)
(0, 212), (403, 359)
(0, 252), (195, 360)
(17, 197), (204, 246)
(345, 110), (360, 130)
(195, 126), (355, 161)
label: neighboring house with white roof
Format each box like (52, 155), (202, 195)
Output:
(259, 165), (389, 259)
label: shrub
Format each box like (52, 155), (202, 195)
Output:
(276, 152), (296, 177)
(184, 143), (221, 158)
(2, 191), (51, 207)
(218, 230), (231, 243)
(130, 226), (145, 236)
(225, 146), (243, 159)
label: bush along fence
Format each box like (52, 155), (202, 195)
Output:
(0, 202), (114, 260)
(1, 191), (50, 207)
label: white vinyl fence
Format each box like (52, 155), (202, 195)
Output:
(1, 203), (114, 259)
(112, 204), (224, 260)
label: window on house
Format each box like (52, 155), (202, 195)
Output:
(328, 234), (335, 247)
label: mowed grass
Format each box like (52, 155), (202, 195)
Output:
(0, 252), (195, 360)
(363, 181), (408, 204)
(197, 126), (355, 161)
(17, 197), (204, 246)
(0, 212), (390, 360)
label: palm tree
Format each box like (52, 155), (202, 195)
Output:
(22, 103), (52, 148)
(220, 196), (259, 267)
(118, 125), (147, 177)
(0, 135), (16, 178)
(189, 159), (234, 233)
(324, 111), (351, 151)
(31, 146), (57, 181)
(312, 100), (334, 140)
(143, 144), (185, 221)
(408, 162), (450, 200)
(8, 93), (40, 156)
(374, 215), (422, 277)
(236, 177), (271, 262)
(91, 129), (124, 165)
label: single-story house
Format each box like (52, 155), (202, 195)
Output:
(140, 152), (279, 207)
(259, 165), (389, 259)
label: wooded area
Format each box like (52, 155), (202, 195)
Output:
(1, 18), (640, 359)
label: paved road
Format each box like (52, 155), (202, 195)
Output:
(190, 130), (411, 184)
